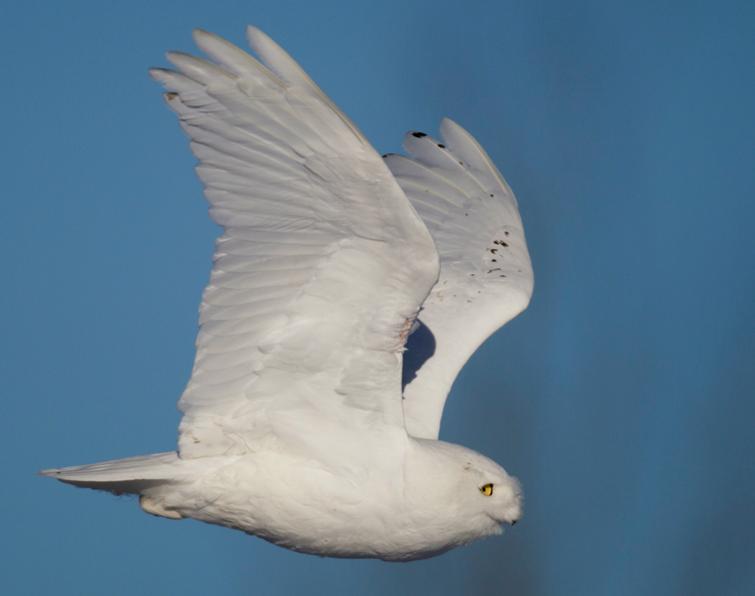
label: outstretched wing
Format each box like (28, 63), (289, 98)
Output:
(152, 28), (438, 458)
(385, 119), (533, 439)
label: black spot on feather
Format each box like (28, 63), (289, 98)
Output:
(411, 131), (427, 138)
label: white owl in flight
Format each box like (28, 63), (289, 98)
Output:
(43, 26), (533, 561)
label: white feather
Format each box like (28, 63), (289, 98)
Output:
(387, 120), (534, 439)
(151, 29), (438, 457)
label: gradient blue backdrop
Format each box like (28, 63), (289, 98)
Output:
(3, 1), (753, 594)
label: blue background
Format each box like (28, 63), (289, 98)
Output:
(2, 1), (753, 594)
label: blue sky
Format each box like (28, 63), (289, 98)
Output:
(2, 1), (754, 595)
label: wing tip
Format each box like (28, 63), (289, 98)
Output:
(403, 130), (447, 154)
(191, 28), (219, 50)
(245, 25), (270, 53)
(148, 67), (164, 81)
(439, 117), (466, 140)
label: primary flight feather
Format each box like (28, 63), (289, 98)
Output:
(42, 26), (533, 561)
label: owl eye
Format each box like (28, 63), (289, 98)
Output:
(480, 483), (494, 496)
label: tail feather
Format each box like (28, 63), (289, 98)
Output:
(40, 451), (180, 495)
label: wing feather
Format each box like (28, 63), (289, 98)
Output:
(386, 120), (533, 439)
(153, 28), (438, 457)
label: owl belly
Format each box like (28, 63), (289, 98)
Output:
(161, 451), (460, 561)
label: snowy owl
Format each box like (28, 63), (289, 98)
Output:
(42, 26), (533, 561)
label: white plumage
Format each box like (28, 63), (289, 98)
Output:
(389, 122), (533, 439)
(42, 26), (533, 561)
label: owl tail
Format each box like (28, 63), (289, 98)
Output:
(41, 451), (186, 518)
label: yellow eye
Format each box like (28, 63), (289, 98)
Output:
(480, 483), (494, 496)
